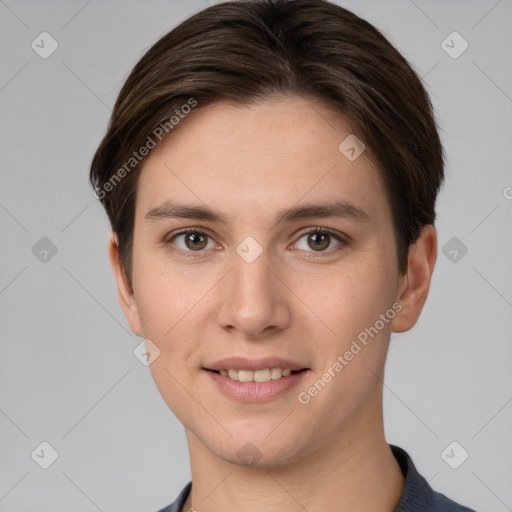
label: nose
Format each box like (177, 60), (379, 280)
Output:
(216, 245), (291, 340)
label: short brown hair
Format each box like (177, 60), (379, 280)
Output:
(90, 0), (444, 285)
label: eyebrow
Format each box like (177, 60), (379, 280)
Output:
(144, 199), (370, 226)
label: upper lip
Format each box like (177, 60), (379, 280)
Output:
(205, 357), (308, 372)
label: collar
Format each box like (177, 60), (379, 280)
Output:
(158, 445), (475, 511)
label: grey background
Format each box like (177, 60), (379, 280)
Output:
(0, 0), (511, 510)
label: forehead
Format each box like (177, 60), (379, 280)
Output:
(135, 96), (390, 228)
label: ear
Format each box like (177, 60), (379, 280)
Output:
(108, 233), (143, 337)
(391, 224), (437, 333)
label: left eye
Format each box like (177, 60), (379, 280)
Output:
(293, 229), (344, 252)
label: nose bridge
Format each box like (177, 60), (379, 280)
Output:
(234, 245), (271, 299)
(218, 239), (289, 337)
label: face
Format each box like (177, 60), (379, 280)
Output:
(112, 95), (430, 467)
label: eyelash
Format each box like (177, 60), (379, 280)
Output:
(165, 227), (348, 258)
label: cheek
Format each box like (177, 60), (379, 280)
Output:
(304, 259), (396, 344)
(295, 264), (396, 419)
(134, 260), (210, 425)
(296, 253), (398, 415)
(132, 246), (212, 337)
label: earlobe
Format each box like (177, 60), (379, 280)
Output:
(391, 225), (437, 333)
(108, 233), (143, 337)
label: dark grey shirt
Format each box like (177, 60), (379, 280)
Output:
(157, 445), (476, 511)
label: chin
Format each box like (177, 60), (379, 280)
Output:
(198, 427), (309, 469)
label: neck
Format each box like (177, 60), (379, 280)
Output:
(183, 400), (404, 511)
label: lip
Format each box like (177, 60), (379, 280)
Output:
(204, 357), (308, 372)
(205, 368), (309, 403)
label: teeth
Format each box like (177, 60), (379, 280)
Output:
(254, 369), (271, 382)
(238, 370), (253, 382)
(218, 368), (294, 382)
(270, 367), (282, 379)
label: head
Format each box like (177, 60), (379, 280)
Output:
(90, 0), (443, 466)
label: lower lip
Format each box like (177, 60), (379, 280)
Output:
(205, 370), (309, 403)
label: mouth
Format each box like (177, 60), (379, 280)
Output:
(202, 358), (310, 402)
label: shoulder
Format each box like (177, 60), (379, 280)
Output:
(156, 481), (192, 512)
(391, 445), (477, 512)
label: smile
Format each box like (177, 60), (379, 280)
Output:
(217, 368), (293, 382)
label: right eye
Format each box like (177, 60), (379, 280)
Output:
(166, 228), (218, 255)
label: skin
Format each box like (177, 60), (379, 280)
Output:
(109, 95), (437, 511)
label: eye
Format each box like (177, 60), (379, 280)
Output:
(168, 229), (217, 253)
(292, 228), (346, 253)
